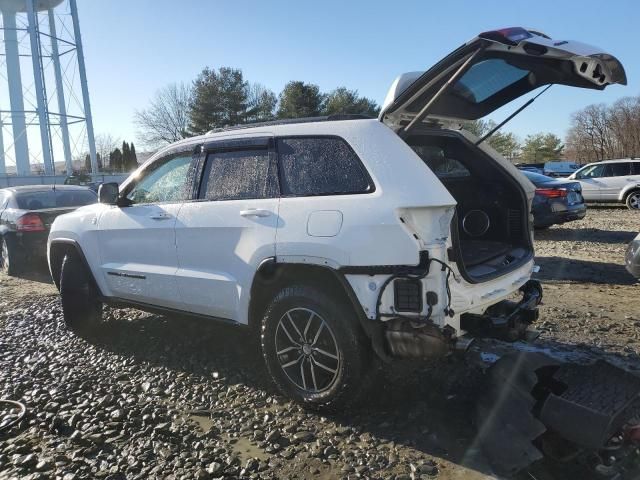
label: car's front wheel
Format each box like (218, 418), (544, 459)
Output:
(626, 190), (640, 210)
(59, 253), (102, 333)
(261, 285), (373, 410)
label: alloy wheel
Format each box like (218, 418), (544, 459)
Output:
(629, 192), (640, 210)
(274, 307), (341, 393)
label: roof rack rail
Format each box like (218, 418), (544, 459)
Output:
(205, 114), (372, 135)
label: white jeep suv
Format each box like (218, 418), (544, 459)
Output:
(48, 28), (625, 408)
(568, 159), (640, 209)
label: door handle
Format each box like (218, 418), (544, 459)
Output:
(149, 212), (172, 220)
(240, 209), (271, 218)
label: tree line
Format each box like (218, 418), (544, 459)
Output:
(565, 95), (640, 162)
(465, 119), (564, 163)
(133, 65), (638, 165)
(80, 135), (138, 173)
(134, 66), (380, 147)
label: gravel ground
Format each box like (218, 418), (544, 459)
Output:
(0, 206), (638, 480)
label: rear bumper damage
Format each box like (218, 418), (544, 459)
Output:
(384, 280), (543, 358)
(383, 279), (640, 477)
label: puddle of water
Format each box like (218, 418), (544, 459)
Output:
(187, 414), (215, 433)
(230, 435), (270, 463)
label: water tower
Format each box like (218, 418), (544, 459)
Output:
(0, 0), (97, 177)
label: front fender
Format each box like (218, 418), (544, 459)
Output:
(48, 203), (109, 295)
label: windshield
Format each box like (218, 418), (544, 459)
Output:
(15, 189), (97, 210)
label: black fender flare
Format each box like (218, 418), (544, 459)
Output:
(48, 239), (102, 295)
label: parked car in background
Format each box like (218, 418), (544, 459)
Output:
(521, 171), (586, 228)
(516, 163), (545, 175)
(626, 233), (640, 278)
(0, 186), (97, 275)
(568, 159), (640, 209)
(65, 173), (100, 192)
(543, 161), (580, 177)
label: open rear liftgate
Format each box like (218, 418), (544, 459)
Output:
(467, 338), (640, 477)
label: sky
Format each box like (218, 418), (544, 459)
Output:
(78, 0), (639, 148)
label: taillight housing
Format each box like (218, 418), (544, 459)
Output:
(536, 188), (567, 199)
(16, 213), (45, 232)
(479, 27), (533, 46)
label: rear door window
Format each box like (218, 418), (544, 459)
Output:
(632, 163), (640, 175)
(200, 149), (278, 201)
(606, 163), (631, 177)
(277, 137), (373, 196)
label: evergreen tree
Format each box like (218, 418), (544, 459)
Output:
(322, 87), (379, 117)
(189, 67), (248, 134)
(109, 148), (123, 172)
(128, 142), (138, 171)
(122, 142), (131, 172)
(276, 81), (324, 119)
(521, 133), (564, 163)
(130, 143), (137, 165)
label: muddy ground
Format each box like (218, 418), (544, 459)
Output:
(0, 206), (638, 480)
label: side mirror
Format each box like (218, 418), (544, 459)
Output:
(98, 182), (119, 205)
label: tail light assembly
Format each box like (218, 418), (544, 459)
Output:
(16, 213), (45, 232)
(536, 188), (567, 199)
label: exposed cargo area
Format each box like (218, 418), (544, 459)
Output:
(406, 130), (532, 282)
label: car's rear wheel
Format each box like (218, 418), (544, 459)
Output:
(261, 285), (373, 410)
(626, 190), (640, 210)
(0, 236), (21, 276)
(59, 253), (102, 333)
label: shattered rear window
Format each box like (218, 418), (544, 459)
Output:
(277, 137), (373, 196)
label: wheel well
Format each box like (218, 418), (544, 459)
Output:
(49, 242), (77, 290)
(248, 261), (363, 331)
(248, 261), (390, 362)
(624, 188), (640, 200)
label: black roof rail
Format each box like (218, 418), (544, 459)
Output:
(206, 114), (372, 135)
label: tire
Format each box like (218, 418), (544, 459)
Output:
(59, 253), (102, 333)
(0, 236), (21, 276)
(261, 285), (373, 410)
(625, 190), (640, 210)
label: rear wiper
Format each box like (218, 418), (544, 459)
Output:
(475, 84), (553, 146)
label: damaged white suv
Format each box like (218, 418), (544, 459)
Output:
(48, 28), (625, 408)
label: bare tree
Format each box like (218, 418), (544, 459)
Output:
(134, 82), (192, 148)
(94, 133), (121, 170)
(565, 96), (640, 162)
(246, 82), (277, 123)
